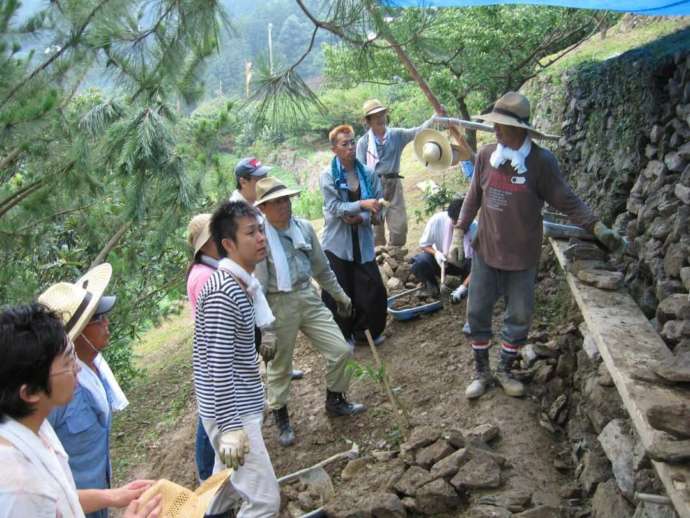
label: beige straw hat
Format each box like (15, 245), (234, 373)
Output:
(362, 99), (388, 118)
(187, 213), (212, 257)
(137, 469), (237, 518)
(472, 91), (560, 141)
(38, 263), (112, 341)
(414, 129), (469, 171)
(254, 177), (301, 207)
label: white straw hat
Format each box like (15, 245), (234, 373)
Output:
(38, 263), (113, 340)
(187, 213), (212, 257)
(414, 129), (467, 171)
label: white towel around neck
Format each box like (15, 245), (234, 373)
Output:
(218, 258), (275, 328)
(0, 418), (84, 518)
(366, 128), (388, 170)
(263, 219), (310, 292)
(93, 354), (129, 412)
(490, 136), (532, 174)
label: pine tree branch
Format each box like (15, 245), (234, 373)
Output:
(90, 220), (132, 268)
(0, 147), (23, 178)
(0, 0), (113, 110)
(15, 204), (94, 233)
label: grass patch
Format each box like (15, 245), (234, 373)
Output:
(541, 18), (690, 77)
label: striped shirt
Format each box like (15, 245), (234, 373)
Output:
(193, 269), (264, 432)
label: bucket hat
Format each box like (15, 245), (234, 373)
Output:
(38, 263), (114, 341)
(254, 177), (301, 206)
(362, 99), (388, 118)
(187, 213), (212, 257)
(472, 91), (560, 140)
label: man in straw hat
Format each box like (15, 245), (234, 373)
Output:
(38, 264), (136, 518)
(453, 91), (625, 400)
(254, 177), (365, 447)
(356, 99), (442, 248)
(0, 302), (161, 518)
(193, 200), (281, 516)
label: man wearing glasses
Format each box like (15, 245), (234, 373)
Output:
(320, 124), (387, 347)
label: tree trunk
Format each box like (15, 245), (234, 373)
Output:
(90, 221), (132, 268)
(456, 96), (477, 152)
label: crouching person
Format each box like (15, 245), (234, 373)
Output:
(193, 201), (280, 517)
(254, 177), (366, 448)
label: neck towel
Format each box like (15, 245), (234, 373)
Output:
(0, 418), (85, 518)
(489, 136), (532, 174)
(263, 219), (310, 293)
(365, 128), (388, 170)
(217, 257), (275, 328)
(93, 354), (128, 413)
(77, 358), (111, 419)
(331, 157), (374, 200)
(200, 254), (219, 269)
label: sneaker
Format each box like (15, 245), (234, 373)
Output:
(494, 369), (525, 397)
(373, 335), (385, 346)
(465, 376), (491, 399)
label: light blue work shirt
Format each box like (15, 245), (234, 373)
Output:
(49, 366), (114, 518)
(319, 160), (383, 264)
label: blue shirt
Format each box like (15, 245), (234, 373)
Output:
(319, 161), (383, 264)
(49, 367), (113, 518)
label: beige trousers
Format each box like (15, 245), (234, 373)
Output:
(266, 286), (353, 410)
(375, 177), (408, 247)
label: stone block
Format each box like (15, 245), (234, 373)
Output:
(450, 454), (501, 491)
(365, 493), (407, 518)
(463, 423), (500, 444)
(676, 183), (690, 204)
(430, 447), (470, 478)
(664, 151), (687, 172)
(656, 293), (690, 324)
(386, 277), (402, 291)
(414, 479), (460, 515)
(663, 242), (687, 278)
(598, 419), (635, 499)
(402, 426), (441, 451)
(576, 269), (624, 290)
(393, 466), (433, 496)
(653, 351), (690, 384)
(591, 479), (634, 518)
(579, 445), (612, 495)
(660, 319), (690, 344)
(415, 439), (454, 469)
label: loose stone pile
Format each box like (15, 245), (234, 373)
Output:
(375, 245), (416, 293)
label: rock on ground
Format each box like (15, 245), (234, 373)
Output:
(414, 478), (461, 515)
(365, 492), (407, 518)
(598, 419), (635, 499)
(591, 479), (634, 518)
(450, 453), (502, 491)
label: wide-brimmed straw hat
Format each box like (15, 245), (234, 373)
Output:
(472, 91), (560, 141)
(38, 263), (113, 340)
(138, 470), (237, 518)
(414, 129), (469, 171)
(362, 98), (388, 118)
(254, 177), (301, 206)
(187, 213), (212, 257)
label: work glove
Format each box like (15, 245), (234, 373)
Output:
(450, 285), (468, 304)
(218, 429), (250, 470)
(433, 249), (446, 268)
(334, 292), (353, 319)
(593, 221), (626, 253)
(259, 330), (277, 363)
(447, 228), (465, 267)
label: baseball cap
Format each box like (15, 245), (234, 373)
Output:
(234, 157), (271, 179)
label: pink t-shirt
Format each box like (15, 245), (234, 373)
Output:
(187, 263), (215, 315)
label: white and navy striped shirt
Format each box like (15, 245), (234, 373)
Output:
(193, 269), (264, 432)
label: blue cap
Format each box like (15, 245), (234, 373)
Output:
(234, 157), (271, 178)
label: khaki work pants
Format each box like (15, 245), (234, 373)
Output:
(375, 177), (408, 247)
(266, 286), (353, 410)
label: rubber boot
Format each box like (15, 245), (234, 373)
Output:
(325, 390), (367, 416)
(495, 350), (525, 397)
(272, 406), (295, 446)
(465, 348), (492, 399)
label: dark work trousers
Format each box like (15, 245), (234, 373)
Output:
(410, 251), (470, 287)
(322, 232), (387, 342)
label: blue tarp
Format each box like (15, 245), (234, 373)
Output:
(380, 1), (690, 15)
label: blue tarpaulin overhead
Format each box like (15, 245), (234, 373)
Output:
(380, 0), (690, 16)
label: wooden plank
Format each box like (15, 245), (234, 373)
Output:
(550, 237), (690, 518)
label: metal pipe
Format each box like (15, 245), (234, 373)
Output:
(634, 492), (673, 506)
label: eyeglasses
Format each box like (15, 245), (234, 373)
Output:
(88, 313), (108, 324)
(338, 139), (356, 148)
(50, 338), (79, 377)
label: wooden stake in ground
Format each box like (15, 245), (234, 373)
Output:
(364, 329), (410, 438)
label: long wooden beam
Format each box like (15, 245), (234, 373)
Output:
(550, 237), (690, 518)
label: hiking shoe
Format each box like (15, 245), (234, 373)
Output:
(325, 390), (366, 417)
(494, 369), (525, 397)
(466, 348), (491, 400)
(465, 375), (491, 399)
(272, 406), (295, 446)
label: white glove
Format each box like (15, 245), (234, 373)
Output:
(433, 249), (446, 267)
(259, 330), (277, 363)
(451, 285), (468, 303)
(218, 429), (250, 470)
(447, 229), (465, 267)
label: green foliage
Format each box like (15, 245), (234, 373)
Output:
(347, 358), (385, 384)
